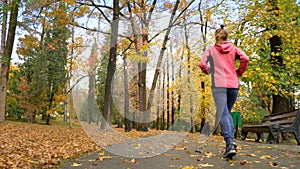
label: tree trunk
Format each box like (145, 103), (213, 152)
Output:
(46, 91), (55, 125)
(123, 54), (131, 132)
(200, 82), (206, 131)
(101, 0), (119, 130)
(127, 2), (144, 131)
(69, 92), (74, 128)
(184, 17), (195, 133)
(132, 111), (136, 129)
(88, 73), (96, 124)
(162, 65), (166, 130)
(198, 0), (210, 132)
(0, 0), (7, 59)
(64, 100), (67, 121)
(137, 62), (147, 131)
(68, 21), (76, 128)
(88, 41), (97, 124)
(269, 27), (292, 113)
(272, 95), (291, 113)
(0, 0), (20, 122)
(156, 74), (161, 130)
(269, 1), (291, 114)
(166, 53), (170, 129)
(170, 43), (175, 127)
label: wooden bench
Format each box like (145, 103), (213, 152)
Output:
(241, 109), (300, 145)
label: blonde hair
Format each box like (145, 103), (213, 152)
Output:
(215, 25), (228, 44)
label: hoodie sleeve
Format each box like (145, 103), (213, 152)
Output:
(235, 48), (249, 76)
(199, 48), (211, 74)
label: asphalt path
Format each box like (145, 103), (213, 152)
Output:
(60, 133), (300, 169)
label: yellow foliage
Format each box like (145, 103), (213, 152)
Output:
(64, 0), (76, 4)
(17, 35), (39, 56)
(127, 53), (150, 63)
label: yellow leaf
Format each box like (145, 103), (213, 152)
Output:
(198, 163), (214, 167)
(271, 52), (275, 56)
(99, 151), (105, 156)
(63, 155), (71, 159)
(204, 152), (215, 158)
(245, 153), (256, 157)
(71, 163), (82, 167)
(260, 155), (272, 160)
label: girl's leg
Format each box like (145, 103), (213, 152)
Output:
(212, 88), (232, 145)
(227, 89), (239, 140)
(227, 89), (238, 112)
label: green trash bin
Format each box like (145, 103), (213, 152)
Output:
(231, 112), (242, 139)
(231, 112), (242, 127)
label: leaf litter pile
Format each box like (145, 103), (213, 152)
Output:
(0, 121), (161, 168)
(0, 122), (99, 168)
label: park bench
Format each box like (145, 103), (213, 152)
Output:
(241, 109), (300, 145)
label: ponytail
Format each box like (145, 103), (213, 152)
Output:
(215, 25), (228, 44)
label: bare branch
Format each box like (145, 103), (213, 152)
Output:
(88, 0), (111, 24)
(66, 75), (88, 94)
(172, 0), (196, 26)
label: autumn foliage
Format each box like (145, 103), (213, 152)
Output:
(0, 122), (100, 168)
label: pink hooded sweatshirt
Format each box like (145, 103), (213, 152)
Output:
(199, 42), (249, 89)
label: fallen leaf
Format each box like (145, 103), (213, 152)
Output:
(190, 154), (198, 157)
(171, 157), (180, 160)
(240, 160), (248, 166)
(99, 151), (105, 156)
(181, 166), (194, 169)
(204, 152), (215, 158)
(71, 163), (82, 167)
(173, 145), (186, 150)
(164, 154), (178, 157)
(63, 156), (71, 159)
(197, 157), (204, 161)
(131, 158), (138, 163)
(96, 156), (112, 161)
(198, 163), (214, 167)
(260, 155), (272, 160)
(245, 153), (256, 157)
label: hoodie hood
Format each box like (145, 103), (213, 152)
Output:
(214, 41), (233, 54)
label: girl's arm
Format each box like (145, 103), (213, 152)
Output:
(235, 48), (249, 76)
(199, 48), (211, 74)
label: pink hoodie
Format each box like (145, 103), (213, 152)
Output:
(199, 42), (249, 88)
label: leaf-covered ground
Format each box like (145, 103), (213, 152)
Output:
(0, 121), (161, 168)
